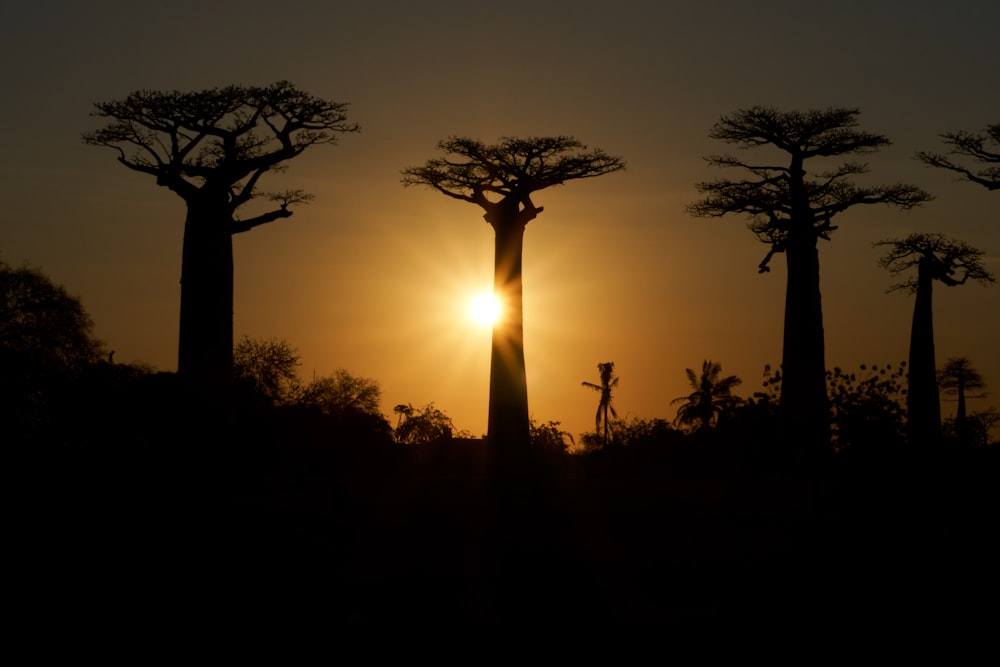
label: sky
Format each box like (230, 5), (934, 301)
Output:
(1, 0), (998, 439)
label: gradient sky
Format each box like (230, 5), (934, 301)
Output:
(2, 0), (998, 439)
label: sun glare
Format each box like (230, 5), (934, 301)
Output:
(469, 292), (501, 326)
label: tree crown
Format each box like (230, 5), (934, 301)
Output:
(1, 260), (104, 371)
(688, 106), (931, 271)
(938, 357), (988, 396)
(916, 123), (1000, 191)
(401, 136), (624, 224)
(875, 233), (996, 293)
(84, 81), (360, 227)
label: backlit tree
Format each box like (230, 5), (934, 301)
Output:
(938, 357), (988, 448)
(84, 82), (360, 394)
(402, 137), (624, 453)
(671, 360), (743, 433)
(582, 361), (620, 446)
(875, 233), (995, 449)
(917, 123), (1000, 191)
(688, 107), (930, 459)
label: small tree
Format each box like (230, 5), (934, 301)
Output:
(688, 107), (930, 458)
(84, 82), (360, 394)
(232, 336), (301, 405)
(917, 123), (1000, 191)
(298, 369), (383, 417)
(876, 234), (995, 449)
(671, 360), (743, 433)
(1, 261), (105, 442)
(394, 402), (455, 444)
(581, 361), (620, 446)
(938, 357), (989, 448)
(402, 137), (624, 453)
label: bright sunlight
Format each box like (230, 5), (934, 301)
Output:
(469, 292), (501, 326)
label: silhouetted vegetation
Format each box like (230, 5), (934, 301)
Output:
(876, 234), (995, 449)
(939, 357), (988, 448)
(581, 361), (620, 446)
(402, 137), (625, 455)
(19, 100), (998, 627)
(670, 360), (743, 433)
(917, 122), (1000, 190)
(84, 82), (360, 396)
(689, 107), (931, 460)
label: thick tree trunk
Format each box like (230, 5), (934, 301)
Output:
(955, 376), (970, 448)
(487, 218), (531, 454)
(906, 260), (941, 450)
(779, 228), (831, 461)
(177, 201), (234, 397)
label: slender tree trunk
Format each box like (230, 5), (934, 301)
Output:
(779, 217), (831, 461)
(906, 260), (941, 450)
(177, 201), (234, 397)
(487, 218), (530, 454)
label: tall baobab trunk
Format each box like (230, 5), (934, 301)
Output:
(487, 217), (530, 453)
(177, 200), (234, 396)
(780, 229), (831, 459)
(907, 257), (941, 449)
(779, 164), (831, 461)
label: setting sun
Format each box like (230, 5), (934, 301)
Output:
(469, 292), (501, 325)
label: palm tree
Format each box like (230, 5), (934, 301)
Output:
(582, 362), (620, 446)
(671, 361), (743, 432)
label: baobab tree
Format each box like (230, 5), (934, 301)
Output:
(671, 360), (743, 433)
(402, 137), (624, 452)
(582, 362), (620, 446)
(875, 233), (995, 449)
(84, 82), (360, 394)
(688, 107), (930, 459)
(917, 123), (1000, 191)
(938, 357), (989, 448)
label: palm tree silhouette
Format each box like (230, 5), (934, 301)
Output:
(671, 361), (743, 432)
(582, 362), (620, 446)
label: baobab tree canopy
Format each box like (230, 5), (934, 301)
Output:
(401, 136), (625, 225)
(83, 82), (360, 393)
(689, 107), (931, 272)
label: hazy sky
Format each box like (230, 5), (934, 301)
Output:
(2, 0), (998, 438)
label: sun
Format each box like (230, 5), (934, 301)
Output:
(469, 292), (501, 325)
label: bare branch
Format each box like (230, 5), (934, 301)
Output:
(916, 123), (1000, 190)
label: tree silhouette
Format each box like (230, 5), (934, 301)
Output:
(688, 107), (930, 458)
(582, 362), (620, 446)
(393, 402), (455, 444)
(298, 369), (383, 417)
(917, 123), (1000, 191)
(84, 82), (360, 394)
(402, 137), (624, 452)
(875, 234), (995, 449)
(233, 336), (302, 405)
(1, 260), (105, 443)
(938, 357), (989, 448)
(671, 360), (742, 433)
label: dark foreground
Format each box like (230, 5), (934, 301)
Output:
(20, 439), (999, 631)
